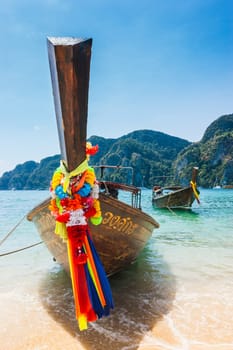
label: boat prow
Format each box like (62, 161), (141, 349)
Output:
(27, 37), (159, 277)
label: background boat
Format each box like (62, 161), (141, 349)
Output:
(152, 167), (200, 209)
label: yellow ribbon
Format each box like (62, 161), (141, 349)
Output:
(190, 181), (200, 204)
(59, 159), (89, 193)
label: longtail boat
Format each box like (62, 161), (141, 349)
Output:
(27, 37), (159, 277)
(152, 167), (200, 210)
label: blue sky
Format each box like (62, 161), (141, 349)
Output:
(0, 0), (232, 175)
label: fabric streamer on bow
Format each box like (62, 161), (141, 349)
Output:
(49, 143), (114, 330)
(190, 180), (200, 204)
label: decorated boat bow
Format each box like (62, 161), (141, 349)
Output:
(47, 37), (114, 330)
(27, 36), (159, 331)
(49, 144), (114, 330)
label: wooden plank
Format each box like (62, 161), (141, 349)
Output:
(47, 37), (92, 171)
(191, 166), (199, 183)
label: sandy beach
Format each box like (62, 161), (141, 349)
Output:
(1, 249), (232, 350)
(1, 189), (233, 350)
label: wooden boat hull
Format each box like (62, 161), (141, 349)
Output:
(27, 193), (159, 276)
(27, 38), (159, 278)
(152, 186), (195, 209)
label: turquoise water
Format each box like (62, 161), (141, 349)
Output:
(0, 189), (233, 350)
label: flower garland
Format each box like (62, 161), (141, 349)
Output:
(48, 143), (114, 331)
(49, 164), (102, 239)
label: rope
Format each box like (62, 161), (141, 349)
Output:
(167, 207), (178, 215)
(0, 215), (44, 257)
(0, 241), (43, 257)
(0, 215), (26, 246)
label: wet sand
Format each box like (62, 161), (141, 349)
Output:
(1, 286), (232, 350)
(1, 255), (232, 350)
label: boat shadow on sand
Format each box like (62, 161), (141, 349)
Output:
(39, 244), (176, 350)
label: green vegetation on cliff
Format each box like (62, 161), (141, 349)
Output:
(0, 113), (232, 190)
(174, 114), (233, 187)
